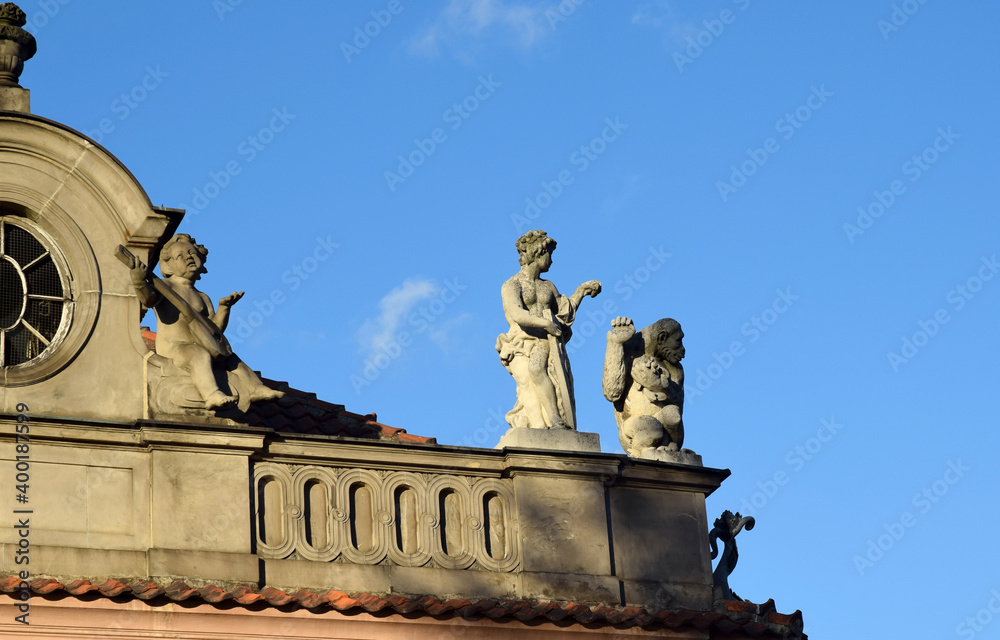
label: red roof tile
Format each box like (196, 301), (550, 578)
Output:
(0, 576), (805, 638)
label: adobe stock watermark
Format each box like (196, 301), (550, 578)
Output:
(213, 0), (243, 21)
(23, 0), (70, 31)
(350, 279), (468, 394)
(340, 0), (413, 63)
(228, 235), (340, 346)
(957, 588), (1000, 639)
(545, 0), (586, 30)
(843, 127), (959, 243)
(10, 402), (31, 626)
(673, 0), (753, 73)
(564, 245), (672, 355)
(178, 107), (296, 216)
(511, 117), (628, 233)
(384, 75), (501, 192)
(83, 65), (168, 146)
(737, 417), (844, 518)
(456, 407), (510, 448)
(887, 255), (998, 372)
(853, 458), (969, 576)
(716, 85), (833, 201)
(878, 0), (930, 41)
(687, 288), (799, 400)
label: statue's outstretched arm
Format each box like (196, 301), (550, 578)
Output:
(569, 280), (602, 310)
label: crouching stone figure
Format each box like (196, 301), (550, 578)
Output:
(603, 316), (692, 459)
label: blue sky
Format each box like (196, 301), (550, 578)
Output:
(17, 0), (1000, 637)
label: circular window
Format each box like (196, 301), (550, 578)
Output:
(0, 218), (72, 367)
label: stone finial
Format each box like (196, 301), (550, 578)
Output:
(496, 230), (601, 431)
(709, 510), (756, 602)
(0, 3), (36, 88)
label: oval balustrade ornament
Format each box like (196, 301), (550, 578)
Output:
(253, 463), (521, 573)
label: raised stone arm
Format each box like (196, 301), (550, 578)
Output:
(116, 245), (161, 308)
(602, 316), (634, 403)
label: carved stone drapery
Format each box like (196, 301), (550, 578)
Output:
(253, 463), (521, 573)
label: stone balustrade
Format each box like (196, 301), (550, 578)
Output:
(253, 463), (520, 572)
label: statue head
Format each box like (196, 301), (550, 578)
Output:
(644, 318), (684, 365)
(516, 230), (556, 268)
(160, 234), (208, 280)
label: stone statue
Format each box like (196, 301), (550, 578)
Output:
(603, 316), (689, 458)
(117, 235), (284, 411)
(496, 230), (601, 430)
(709, 510), (755, 602)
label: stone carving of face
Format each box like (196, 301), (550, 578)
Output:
(163, 240), (203, 280)
(657, 329), (685, 365)
(536, 249), (553, 272)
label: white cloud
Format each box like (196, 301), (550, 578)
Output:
(357, 278), (440, 355)
(409, 0), (553, 58)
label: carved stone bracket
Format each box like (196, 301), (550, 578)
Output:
(253, 462), (521, 573)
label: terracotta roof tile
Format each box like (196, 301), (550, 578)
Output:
(163, 580), (198, 601)
(132, 581), (163, 600)
(0, 576), (805, 639)
(97, 579), (130, 597)
(0, 577), (20, 591)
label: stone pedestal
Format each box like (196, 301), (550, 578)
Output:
(0, 86), (28, 112)
(495, 427), (601, 452)
(639, 447), (703, 466)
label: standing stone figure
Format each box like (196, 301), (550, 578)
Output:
(603, 316), (688, 457)
(120, 234), (284, 410)
(496, 230), (601, 430)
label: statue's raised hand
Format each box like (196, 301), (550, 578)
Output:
(608, 316), (635, 344)
(218, 291), (245, 308)
(128, 257), (149, 286)
(577, 280), (602, 298)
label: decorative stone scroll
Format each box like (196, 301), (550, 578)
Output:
(253, 463), (521, 573)
(709, 510), (755, 602)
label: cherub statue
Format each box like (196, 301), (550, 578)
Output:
(496, 230), (601, 430)
(602, 316), (688, 457)
(119, 234), (284, 410)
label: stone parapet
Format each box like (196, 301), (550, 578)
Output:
(0, 415), (729, 610)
